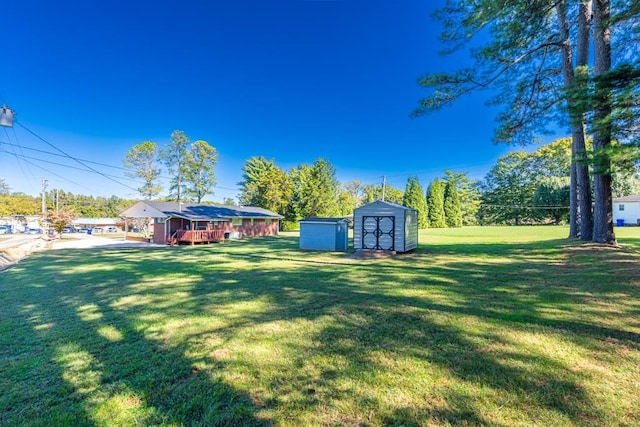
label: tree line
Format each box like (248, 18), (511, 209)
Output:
(238, 156), (469, 230)
(0, 181), (137, 217)
(236, 136), (638, 230)
(2, 136), (637, 228)
(480, 137), (639, 225)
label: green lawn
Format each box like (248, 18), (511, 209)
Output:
(1, 226), (639, 426)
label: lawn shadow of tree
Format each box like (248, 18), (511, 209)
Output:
(1, 247), (267, 426)
(2, 233), (639, 425)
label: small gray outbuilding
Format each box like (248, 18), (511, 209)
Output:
(353, 200), (418, 253)
(299, 217), (350, 251)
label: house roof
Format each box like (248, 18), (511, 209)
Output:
(613, 195), (640, 203)
(72, 218), (119, 226)
(120, 201), (283, 221)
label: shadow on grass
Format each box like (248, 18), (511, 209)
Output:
(2, 233), (639, 425)
(1, 248), (265, 426)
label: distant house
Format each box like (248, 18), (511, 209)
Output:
(299, 217), (350, 251)
(612, 195), (640, 226)
(353, 200), (418, 253)
(72, 217), (119, 230)
(120, 201), (283, 245)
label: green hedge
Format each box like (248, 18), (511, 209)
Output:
(280, 221), (300, 231)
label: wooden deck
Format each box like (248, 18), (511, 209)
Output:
(167, 229), (225, 246)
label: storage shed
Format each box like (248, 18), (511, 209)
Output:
(299, 217), (350, 251)
(353, 201), (418, 253)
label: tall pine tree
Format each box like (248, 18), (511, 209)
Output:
(443, 179), (463, 228)
(413, 1), (639, 244)
(403, 175), (429, 228)
(427, 179), (446, 228)
(160, 130), (190, 203)
(295, 158), (341, 218)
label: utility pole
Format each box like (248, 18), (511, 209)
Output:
(56, 189), (59, 213)
(0, 105), (15, 128)
(41, 179), (48, 214)
(381, 176), (386, 201)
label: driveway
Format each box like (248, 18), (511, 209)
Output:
(0, 233), (42, 251)
(50, 233), (161, 249)
(1, 233), (160, 270)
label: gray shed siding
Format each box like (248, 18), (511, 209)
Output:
(404, 209), (419, 251)
(353, 201), (418, 253)
(299, 220), (349, 251)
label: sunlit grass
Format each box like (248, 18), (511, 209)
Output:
(1, 226), (639, 426)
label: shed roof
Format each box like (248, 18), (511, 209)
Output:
(299, 217), (350, 224)
(355, 200), (416, 211)
(613, 195), (640, 203)
(120, 201), (283, 220)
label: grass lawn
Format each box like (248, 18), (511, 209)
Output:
(1, 226), (639, 426)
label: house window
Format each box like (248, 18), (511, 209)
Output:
(265, 218), (272, 223)
(232, 218), (242, 226)
(619, 204), (625, 211)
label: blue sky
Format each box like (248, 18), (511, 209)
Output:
(0, 0), (530, 202)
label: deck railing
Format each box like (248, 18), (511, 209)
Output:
(172, 229), (225, 245)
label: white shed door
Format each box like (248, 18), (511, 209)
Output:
(362, 216), (395, 251)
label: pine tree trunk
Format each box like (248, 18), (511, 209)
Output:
(569, 162), (578, 238)
(556, 0), (593, 240)
(592, 0), (616, 244)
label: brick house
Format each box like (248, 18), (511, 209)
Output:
(120, 201), (283, 245)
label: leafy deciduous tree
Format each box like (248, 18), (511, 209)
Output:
(46, 209), (78, 234)
(123, 141), (162, 200)
(362, 184), (404, 205)
(184, 140), (218, 203)
(222, 197), (236, 205)
(0, 179), (10, 195)
(338, 180), (365, 216)
(479, 152), (540, 225)
(533, 177), (571, 224)
(0, 194), (39, 216)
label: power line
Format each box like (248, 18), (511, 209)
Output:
(2, 135), (241, 193)
(1, 140), (131, 171)
(0, 148), (143, 182)
(480, 204), (570, 209)
(16, 121), (139, 192)
(2, 126), (35, 184)
(3, 149), (93, 191)
(356, 162), (495, 185)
